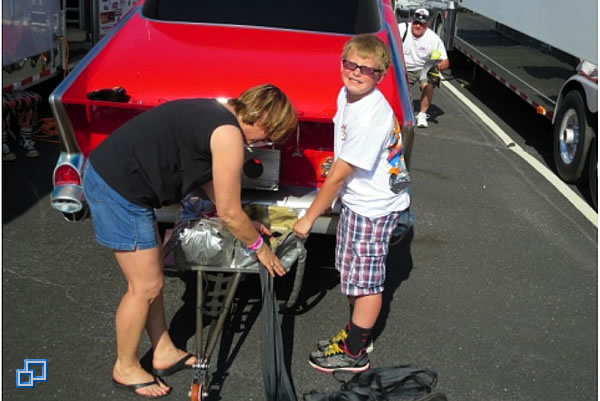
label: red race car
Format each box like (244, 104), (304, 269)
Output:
(50, 0), (415, 233)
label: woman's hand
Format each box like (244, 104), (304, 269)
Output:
(292, 216), (313, 240)
(255, 243), (286, 277)
(252, 221), (272, 236)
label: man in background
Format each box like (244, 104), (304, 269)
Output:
(399, 8), (449, 128)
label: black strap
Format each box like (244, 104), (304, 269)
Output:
(276, 232), (307, 310)
(304, 364), (440, 401)
(401, 22), (409, 43)
(414, 392), (448, 401)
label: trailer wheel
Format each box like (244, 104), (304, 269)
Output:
(589, 137), (597, 210)
(435, 17), (444, 38)
(553, 90), (592, 183)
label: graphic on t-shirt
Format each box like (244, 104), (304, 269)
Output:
(386, 117), (410, 194)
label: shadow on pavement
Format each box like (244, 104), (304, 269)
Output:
(2, 140), (59, 224)
(281, 234), (340, 316)
(372, 226), (415, 342)
(3, 77), (62, 225)
(411, 92), (446, 126)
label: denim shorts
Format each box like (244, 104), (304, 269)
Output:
(83, 161), (158, 251)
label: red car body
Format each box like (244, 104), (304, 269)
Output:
(50, 0), (415, 232)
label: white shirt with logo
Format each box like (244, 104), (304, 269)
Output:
(333, 87), (410, 218)
(399, 23), (448, 71)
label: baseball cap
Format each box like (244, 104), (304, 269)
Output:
(413, 8), (430, 23)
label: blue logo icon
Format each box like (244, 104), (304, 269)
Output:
(16, 359), (47, 388)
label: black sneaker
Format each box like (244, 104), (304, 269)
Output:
(316, 327), (374, 353)
(3, 143), (16, 161)
(309, 341), (370, 373)
(18, 128), (39, 158)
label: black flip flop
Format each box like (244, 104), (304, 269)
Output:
(112, 376), (172, 398)
(152, 353), (195, 377)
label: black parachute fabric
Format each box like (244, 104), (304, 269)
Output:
(259, 264), (298, 401)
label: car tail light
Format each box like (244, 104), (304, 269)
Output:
(54, 165), (81, 186)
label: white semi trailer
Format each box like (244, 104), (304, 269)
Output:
(2, 0), (137, 91)
(2, 0), (136, 160)
(2, 0), (65, 91)
(394, 0), (598, 208)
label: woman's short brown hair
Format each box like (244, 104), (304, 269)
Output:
(228, 84), (297, 143)
(342, 34), (391, 72)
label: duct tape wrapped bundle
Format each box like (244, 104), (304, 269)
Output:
(174, 218), (306, 276)
(167, 197), (307, 281)
(174, 217), (235, 267)
(173, 219), (302, 273)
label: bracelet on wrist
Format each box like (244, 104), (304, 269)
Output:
(247, 235), (263, 252)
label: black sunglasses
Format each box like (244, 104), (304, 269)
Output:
(342, 59), (383, 77)
(412, 19), (427, 26)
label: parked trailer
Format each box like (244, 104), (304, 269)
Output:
(2, 0), (138, 90)
(394, 0), (598, 208)
(2, 0), (64, 92)
(2, 0), (137, 161)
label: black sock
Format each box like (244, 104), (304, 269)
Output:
(346, 320), (370, 356)
(348, 303), (354, 325)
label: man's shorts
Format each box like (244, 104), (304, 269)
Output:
(407, 69), (436, 87)
(83, 161), (158, 251)
(335, 204), (404, 296)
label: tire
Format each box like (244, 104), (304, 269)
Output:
(435, 17), (444, 38)
(553, 90), (592, 183)
(589, 137), (597, 210)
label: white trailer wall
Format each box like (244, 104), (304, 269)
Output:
(2, 0), (60, 66)
(460, 0), (597, 63)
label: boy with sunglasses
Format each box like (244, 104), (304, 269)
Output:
(293, 35), (411, 373)
(399, 8), (449, 128)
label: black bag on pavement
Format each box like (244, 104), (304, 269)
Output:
(303, 364), (446, 401)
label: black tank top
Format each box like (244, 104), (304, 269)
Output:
(89, 99), (240, 208)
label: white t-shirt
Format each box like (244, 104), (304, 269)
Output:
(333, 87), (410, 218)
(399, 22), (448, 71)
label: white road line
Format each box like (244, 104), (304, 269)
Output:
(441, 80), (598, 228)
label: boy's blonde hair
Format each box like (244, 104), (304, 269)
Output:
(228, 84), (297, 143)
(342, 35), (391, 72)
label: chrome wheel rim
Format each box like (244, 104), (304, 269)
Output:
(558, 109), (580, 165)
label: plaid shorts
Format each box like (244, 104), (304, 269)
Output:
(335, 204), (402, 296)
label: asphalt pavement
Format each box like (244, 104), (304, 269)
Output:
(2, 65), (597, 401)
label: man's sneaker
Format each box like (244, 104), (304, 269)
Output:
(2, 143), (16, 161)
(316, 327), (374, 353)
(18, 130), (39, 158)
(309, 341), (370, 373)
(416, 112), (429, 128)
